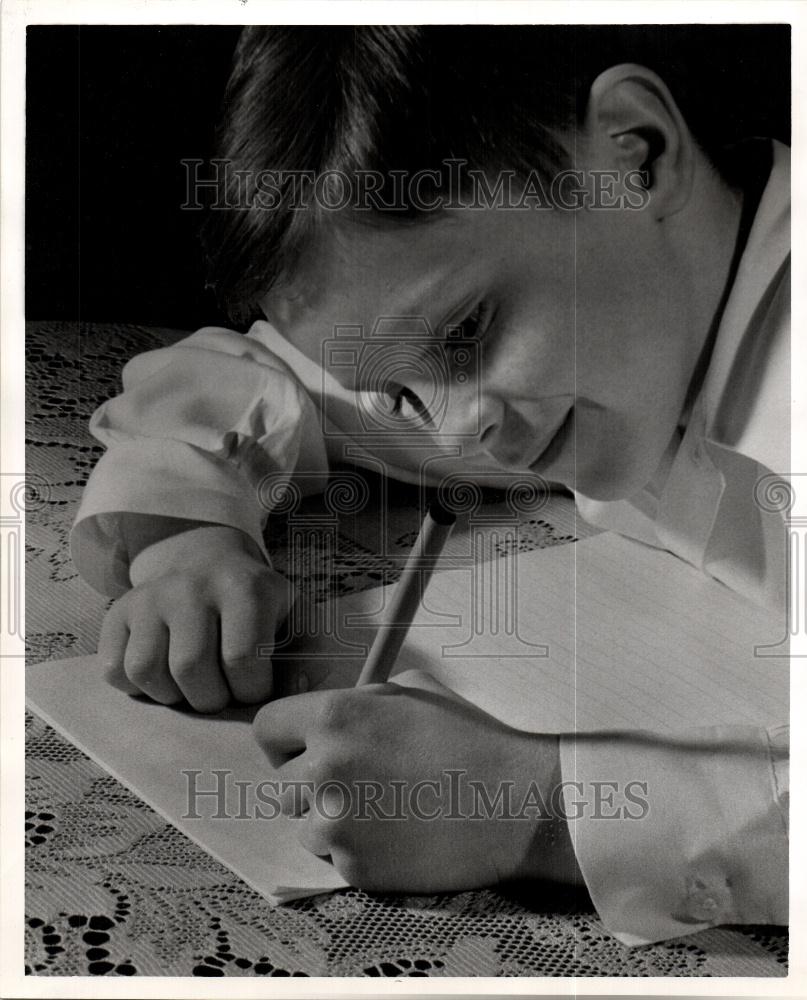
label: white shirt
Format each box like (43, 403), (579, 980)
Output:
(71, 141), (790, 946)
(564, 139), (790, 943)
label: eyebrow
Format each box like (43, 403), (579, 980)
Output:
(396, 260), (481, 335)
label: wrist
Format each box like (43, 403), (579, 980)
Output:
(129, 524), (266, 586)
(505, 733), (585, 887)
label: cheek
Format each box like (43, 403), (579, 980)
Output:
(485, 291), (577, 391)
(573, 242), (691, 403)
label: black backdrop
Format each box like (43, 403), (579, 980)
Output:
(26, 24), (791, 331)
(26, 26), (241, 329)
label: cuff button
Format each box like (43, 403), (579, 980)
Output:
(680, 875), (731, 923)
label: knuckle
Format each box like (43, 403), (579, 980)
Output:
(124, 657), (156, 684)
(215, 569), (239, 592)
(218, 565), (258, 593)
(304, 754), (334, 787)
(221, 651), (258, 672)
(128, 586), (162, 619)
(162, 573), (199, 601)
(169, 657), (202, 682)
(317, 690), (356, 731)
(313, 748), (351, 784)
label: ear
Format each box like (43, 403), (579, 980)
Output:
(582, 64), (696, 220)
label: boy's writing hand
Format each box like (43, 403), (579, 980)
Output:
(253, 681), (582, 893)
(99, 525), (292, 713)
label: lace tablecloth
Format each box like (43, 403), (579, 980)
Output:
(23, 320), (788, 977)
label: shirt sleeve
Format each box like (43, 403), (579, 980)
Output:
(70, 324), (330, 596)
(559, 723), (788, 945)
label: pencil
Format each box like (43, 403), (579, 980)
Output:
(356, 498), (456, 686)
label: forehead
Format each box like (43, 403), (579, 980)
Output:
(265, 209), (525, 321)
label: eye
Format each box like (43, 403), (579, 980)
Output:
(455, 301), (489, 341)
(390, 385), (428, 420)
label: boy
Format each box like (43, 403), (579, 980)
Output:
(72, 27), (789, 944)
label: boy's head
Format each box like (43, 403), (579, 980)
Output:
(202, 26), (787, 500)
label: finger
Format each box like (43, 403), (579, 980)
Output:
(97, 600), (135, 692)
(290, 775), (356, 857)
(219, 601), (274, 705)
(296, 812), (338, 858)
(328, 845), (368, 889)
(123, 618), (183, 705)
(167, 608), (230, 713)
(253, 692), (331, 768)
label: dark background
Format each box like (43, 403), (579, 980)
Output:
(26, 25), (791, 331)
(26, 26), (241, 330)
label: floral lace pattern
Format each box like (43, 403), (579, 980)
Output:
(24, 321), (788, 976)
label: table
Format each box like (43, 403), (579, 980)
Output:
(23, 320), (788, 977)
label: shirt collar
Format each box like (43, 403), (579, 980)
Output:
(701, 140), (790, 449)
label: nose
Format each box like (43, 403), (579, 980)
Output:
(477, 400), (536, 465)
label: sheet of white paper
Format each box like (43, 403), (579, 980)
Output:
(388, 531), (790, 732)
(25, 655), (349, 903)
(26, 531), (789, 904)
(283, 531), (789, 732)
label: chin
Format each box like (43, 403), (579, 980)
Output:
(569, 453), (658, 502)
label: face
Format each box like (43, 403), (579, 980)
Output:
(262, 177), (704, 501)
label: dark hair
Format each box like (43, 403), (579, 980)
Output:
(202, 24), (790, 323)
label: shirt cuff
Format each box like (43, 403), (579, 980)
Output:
(70, 440), (272, 596)
(559, 726), (788, 945)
